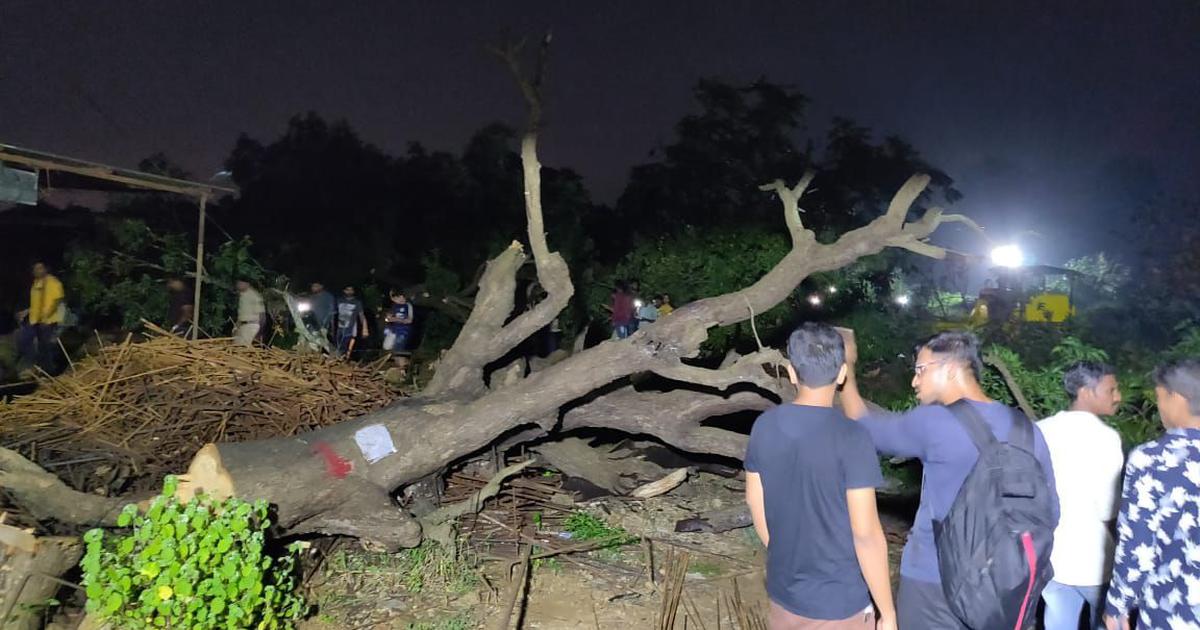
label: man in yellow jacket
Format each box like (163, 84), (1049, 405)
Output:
(17, 261), (65, 373)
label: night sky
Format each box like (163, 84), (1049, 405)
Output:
(2, 1), (1196, 263)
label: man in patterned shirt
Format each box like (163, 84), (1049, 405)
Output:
(1104, 358), (1200, 630)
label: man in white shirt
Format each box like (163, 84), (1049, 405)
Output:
(1037, 361), (1125, 630)
(234, 279), (266, 346)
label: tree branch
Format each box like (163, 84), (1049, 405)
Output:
(426, 32), (572, 398)
(758, 170), (816, 247)
(652, 348), (787, 393)
(0, 447), (133, 526)
(562, 388), (776, 460)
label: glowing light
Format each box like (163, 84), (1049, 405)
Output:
(827, 286), (838, 294)
(895, 294), (911, 307)
(296, 300), (312, 313)
(633, 299), (644, 309)
(990, 244), (1025, 268)
(807, 294), (822, 307)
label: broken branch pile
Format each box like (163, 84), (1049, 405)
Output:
(0, 329), (397, 495)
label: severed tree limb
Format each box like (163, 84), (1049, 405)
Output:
(983, 352), (1039, 419)
(0, 447), (132, 527)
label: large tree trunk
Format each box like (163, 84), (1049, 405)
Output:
(1, 36), (977, 551)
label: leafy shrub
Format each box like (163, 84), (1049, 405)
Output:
(80, 476), (306, 629)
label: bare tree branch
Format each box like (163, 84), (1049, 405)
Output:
(562, 389), (775, 459)
(652, 348), (788, 393)
(426, 32), (572, 399)
(758, 170), (817, 247)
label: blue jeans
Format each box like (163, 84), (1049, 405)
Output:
(16, 323), (58, 373)
(1041, 580), (1103, 630)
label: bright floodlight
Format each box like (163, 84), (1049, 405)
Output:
(990, 244), (1025, 268)
(296, 300), (312, 313)
(895, 294), (911, 307)
(807, 294), (822, 307)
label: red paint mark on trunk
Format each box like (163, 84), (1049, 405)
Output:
(313, 442), (352, 479)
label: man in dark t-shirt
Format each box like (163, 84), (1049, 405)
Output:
(745, 322), (896, 630)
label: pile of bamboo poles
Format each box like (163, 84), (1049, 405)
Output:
(0, 328), (397, 492)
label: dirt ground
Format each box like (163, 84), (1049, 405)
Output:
(298, 472), (911, 629)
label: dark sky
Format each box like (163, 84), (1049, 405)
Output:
(2, 1), (1197, 263)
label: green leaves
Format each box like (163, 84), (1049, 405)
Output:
(78, 479), (306, 629)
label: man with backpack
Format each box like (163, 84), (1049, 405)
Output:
(840, 330), (1059, 629)
(745, 323), (896, 629)
(1038, 362), (1125, 630)
(1103, 359), (1200, 630)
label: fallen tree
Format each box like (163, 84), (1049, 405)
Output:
(1, 36), (975, 551)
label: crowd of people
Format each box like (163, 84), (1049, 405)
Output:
(748, 323), (1200, 630)
(609, 279), (674, 339)
(10, 262), (416, 376)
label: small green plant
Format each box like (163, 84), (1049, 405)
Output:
(563, 512), (637, 548)
(80, 476), (306, 629)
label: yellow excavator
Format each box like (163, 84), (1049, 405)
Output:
(967, 265), (1081, 326)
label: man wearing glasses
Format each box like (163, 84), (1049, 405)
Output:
(839, 330), (1059, 629)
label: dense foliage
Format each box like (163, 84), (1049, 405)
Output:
(81, 477), (305, 629)
(66, 219), (270, 333)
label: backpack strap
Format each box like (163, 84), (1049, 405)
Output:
(945, 399), (999, 453)
(1006, 406), (1037, 454)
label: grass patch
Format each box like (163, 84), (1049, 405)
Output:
(687, 560), (724, 578)
(319, 538), (479, 604)
(564, 511), (637, 547)
(406, 613), (474, 630)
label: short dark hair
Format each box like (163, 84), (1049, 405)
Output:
(918, 331), (983, 380)
(1153, 359), (1200, 416)
(786, 322), (846, 387)
(1063, 361), (1116, 401)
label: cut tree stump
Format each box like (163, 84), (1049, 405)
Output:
(0, 524), (82, 630)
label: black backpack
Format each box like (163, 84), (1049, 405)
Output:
(932, 401), (1056, 630)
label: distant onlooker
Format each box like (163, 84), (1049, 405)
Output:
(166, 278), (194, 337)
(637, 296), (660, 327)
(658, 294), (675, 317)
(1038, 362), (1125, 630)
(308, 281), (336, 335)
(16, 261), (65, 372)
(233, 279), (265, 346)
(334, 285), (369, 357)
(382, 289), (414, 372)
(611, 281), (635, 339)
(1104, 359), (1200, 630)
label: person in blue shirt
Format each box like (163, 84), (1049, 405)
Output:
(382, 289), (414, 374)
(307, 281), (336, 337)
(745, 322), (896, 630)
(839, 329), (1059, 629)
(1104, 358), (1200, 630)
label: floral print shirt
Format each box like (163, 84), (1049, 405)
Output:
(1105, 428), (1200, 628)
